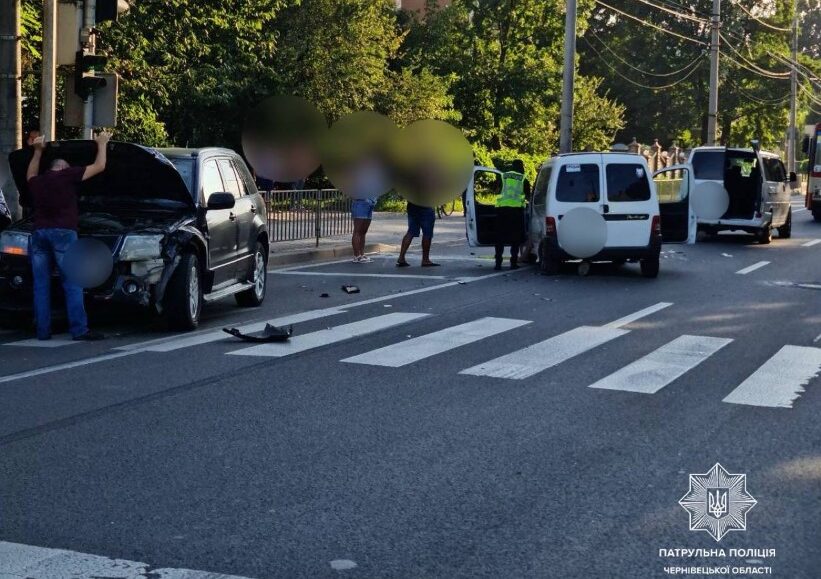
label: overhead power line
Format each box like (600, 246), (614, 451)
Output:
(799, 84), (821, 106)
(725, 78), (790, 106)
(719, 33), (791, 78)
(631, 0), (708, 24)
(722, 52), (790, 81)
(587, 31), (705, 77)
(594, 0), (708, 47)
(581, 35), (705, 90)
(728, 0), (792, 33)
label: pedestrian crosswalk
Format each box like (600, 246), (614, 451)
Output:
(1, 302), (819, 410)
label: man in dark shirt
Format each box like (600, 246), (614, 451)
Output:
(26, 131), (110, 340)
(396, 201), (439, 267)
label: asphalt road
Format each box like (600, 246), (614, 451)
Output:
(1, 201), (820, 578)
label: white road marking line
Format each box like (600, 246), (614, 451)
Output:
(3, 336), (81, 348)
(589, 335), (733, 394)
(117, 309), (347, 353)
(796, 283), (821, 290)
(0, 540), (252, 579)
(0, 351), (136, 385)
(274, 271), (449, 280)
(793, 207), (808, 212)
(342, 317), (531, 367)
(460, 326), (628, 380)
(802, 239), (821, 247)
(228, 312), (429, 358)
(735, 261), (770, 275)
(602, 302), (673, 329)
(723, 345), (821, 408)
(814, 333), (821, 344)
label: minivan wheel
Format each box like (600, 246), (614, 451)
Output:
(757, 227), (772, 245)
(164, 252), (202, 330)
(236, 242), (267, 307)
(813, 210), (821, 223)
(777, 210), (792, 238)
(538, 241), (560, 275)
(640, 255), (660, 278)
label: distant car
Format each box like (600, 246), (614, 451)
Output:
(686, 146), (796, 244)
(464, 153), (695, 278)
(1, 141), (269, 330)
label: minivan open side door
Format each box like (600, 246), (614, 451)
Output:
(465, 166), (504, 247)
(653, 165), (696, 244)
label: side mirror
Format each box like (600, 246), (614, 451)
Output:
(207, 192), (235, 210)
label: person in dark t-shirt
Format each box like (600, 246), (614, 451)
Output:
(26, 131), (110, 341)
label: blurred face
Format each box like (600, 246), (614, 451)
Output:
(50, 159), (70, 171)
(27, 131), (40, 146)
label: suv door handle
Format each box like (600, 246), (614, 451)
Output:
(229, 212), (237, 221)
(602, 204), (610, 214)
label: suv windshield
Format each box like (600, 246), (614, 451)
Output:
(169, 158), (195, 194)
(692, 151), (724, 180)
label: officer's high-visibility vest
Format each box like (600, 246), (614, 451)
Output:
(495, 171), (526, 208)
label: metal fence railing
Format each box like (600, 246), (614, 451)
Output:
(263, 189), (353, 246)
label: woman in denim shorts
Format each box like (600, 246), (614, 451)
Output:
(351, 197), (376, 263)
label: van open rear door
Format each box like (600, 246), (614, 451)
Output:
(653, 165), (696, 244)
(465, 166), (503, 247)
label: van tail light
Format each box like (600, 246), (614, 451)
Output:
(545, 216), (557, 236)
(651, 215), (661, 234)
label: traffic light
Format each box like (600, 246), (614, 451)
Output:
(74, 51), (108, 100)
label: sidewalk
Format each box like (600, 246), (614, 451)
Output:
(268, 211), (468, 266)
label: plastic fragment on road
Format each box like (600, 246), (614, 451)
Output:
(342, 285), (360, 294)
(222, 324), (293, 343)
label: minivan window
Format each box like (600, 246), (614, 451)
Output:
(606, 164), (651, 202)
(556, 164), (599, 202)
(692, 151), (724, 180)
(762, 157), (787, 182)
(532, 167), (551, 207)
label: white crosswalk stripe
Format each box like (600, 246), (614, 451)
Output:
(722, 345), (821, 408)
(460, 325), (629, 380)
(341, 317), (531, 367)
(802, 239), (821, 247)
(3, 336), (81, 348)
(228, 312), (429, 358)
(589, 335), (733, 394)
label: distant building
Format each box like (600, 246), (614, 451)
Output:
(395, 0), (450, 16)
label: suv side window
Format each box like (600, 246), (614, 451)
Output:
(691, 151), (724, 180)
(217, 159), (243, 199)
(762, 158), (787, 182)
(606, 164), (651, 202)
(556, 164), (600, 202)
(201, 160), (225, 200)
(233, 160), (258, 196)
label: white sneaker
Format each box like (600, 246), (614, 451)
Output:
(358, 256), (373, 263)
(352, 255), (363, 263)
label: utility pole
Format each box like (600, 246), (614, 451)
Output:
(1, 0), (22, 154)
(787, 0), (798, 174)
(81, 0), (96, 138)
(706, 0), (721, 146)
(559, 0), (577, 154)
(41, 0), (57, 141)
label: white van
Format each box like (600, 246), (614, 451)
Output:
(464, 153), (696, 278)
(685, 146), (796, 244)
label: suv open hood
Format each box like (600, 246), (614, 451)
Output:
(9, 140), (194, 209)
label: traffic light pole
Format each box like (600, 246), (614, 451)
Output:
(706, 0), (720, 146)
(41, 0), (57, 141)
(787, 0), (798, 174)
(559, 0), (577, 154)
(0, 0), (22, 154)
(81, 0), (96, 139)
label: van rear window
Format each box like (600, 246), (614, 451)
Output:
(556, 164), (600, 202)
(606, 164), (651, 202)
(691, 151), (724, 180)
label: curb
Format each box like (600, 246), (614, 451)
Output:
(268, 243), (398, 267)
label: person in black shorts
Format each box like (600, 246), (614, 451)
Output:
(396, 201), (439, 267)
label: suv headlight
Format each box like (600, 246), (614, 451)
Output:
(0, 231), (31, 257)
(119, 234), (164, 261)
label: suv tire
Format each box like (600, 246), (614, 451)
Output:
(164, 252), (202, 330)
(640, 254), (660, 278)
(777, 210), (792, 238)
(236, 242), (267, 307)
(757, 227), (772, 245)
(538, 240), (560, 275)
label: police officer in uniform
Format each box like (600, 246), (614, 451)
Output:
(494, 159), (529, 270)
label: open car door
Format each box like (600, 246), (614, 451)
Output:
(465, 166), (503, 247)
(653, 165), (696, 244)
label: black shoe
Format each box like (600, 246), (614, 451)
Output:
(73, 330), (105, 341)
(494, 262), (502, 271)
(510, 261), (520, 270)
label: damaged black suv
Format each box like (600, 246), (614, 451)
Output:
(1, 141), (269, 330)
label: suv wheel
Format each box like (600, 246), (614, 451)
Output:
(236, 242), (267, 307)
(164, 252), (202, 330)
(757, 227), (772, 245)
(778, 210), (792, 238)
(640, 254), (660, 278)
(538, 240), (560, 275)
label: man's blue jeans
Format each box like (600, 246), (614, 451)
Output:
(30, 228), (88, 339)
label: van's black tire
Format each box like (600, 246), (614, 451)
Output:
(757, 227), (772, 245)
(236, 242), (267, 307)
(778, 210), (792, 238)
(640, 256), (660, 278)
(164, 252), (202, 331)
(538, 241), (560, 275)
(813, 211), (821, 223)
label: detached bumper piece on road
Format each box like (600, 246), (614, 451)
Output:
(223, 323), (293, 343)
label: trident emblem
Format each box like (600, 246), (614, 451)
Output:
(708, 489), (728, 518)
